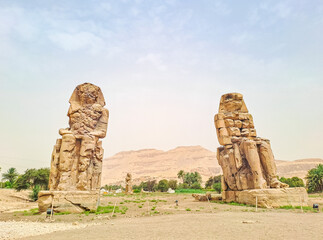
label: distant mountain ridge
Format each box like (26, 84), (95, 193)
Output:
(101, 146), (323, 186)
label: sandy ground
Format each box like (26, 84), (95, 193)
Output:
(0, 189), (37, 213)
(21, 211), (323, 240)
(1, 189), (322, 240)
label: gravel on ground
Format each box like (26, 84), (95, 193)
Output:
(0, 221), (99, 240)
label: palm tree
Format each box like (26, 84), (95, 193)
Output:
(306, 164), (323, 193)
(2, 167), (19, 185)
(177, 170), (185, 183)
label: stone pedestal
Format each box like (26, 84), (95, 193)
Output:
(38, 191), (99, 213)
(222, 187), (308, 208)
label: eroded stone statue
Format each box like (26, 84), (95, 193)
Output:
(214, 93), (309, 208)
(215, 93), (288, 191)
(125, 173), (133, 194)
(49, 83), (108, 191)
(39, 83), (108, 213)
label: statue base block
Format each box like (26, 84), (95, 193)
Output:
(38, 191), (99, 213)
(222, 187), (308, 208)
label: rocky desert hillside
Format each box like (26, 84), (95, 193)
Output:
(102, 146), (323, 186)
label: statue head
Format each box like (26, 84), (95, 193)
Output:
(68, 83), (105, 115)
(219, 93), (248, 113)
(78, 83), (99, 105)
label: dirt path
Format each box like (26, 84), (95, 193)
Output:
(21, 211), (323, 240)
(1, 191), (322, 240)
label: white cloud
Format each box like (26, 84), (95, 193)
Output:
(136, 53), (167, 71)
(100, 2), (112, 12)
(231, 32), (255, 45)
(0, 7), (37, 41)
(48, 31), (105, 54)
(248, 1), (292, 28)
(212, 1), (231, 16)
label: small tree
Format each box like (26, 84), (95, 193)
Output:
(168, 180), (177, 190)
(140, 180), (157, 192)
(213, 182), (221, 193)
(191, 182), (202, 189)
(14, 168), (50, 191)
(139, 181), (147, 191)
(147, 180), (157, 192)
(306, 164), (323, 193)
(2, 168), (19, 187)
(15, 175), (30, 191)
(157, 179), (169, 192)
(205, 175), (221, 189)
(182, 171), (202, 189)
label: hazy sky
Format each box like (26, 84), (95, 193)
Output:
(1, 0), (323, 173)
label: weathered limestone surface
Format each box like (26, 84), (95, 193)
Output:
(215, 93), (308, 207)
(192, 193), (222, 201)
(222, 188), (308, 208)
(125, 173), (133, 194)
(39, 83), (108, 212)
(38, 191), (98, 213)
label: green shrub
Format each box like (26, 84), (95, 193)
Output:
(205, 175), (221, 189)
(96, 205), (118, 214)
(84, 211), (90, 216)
(168, 180), (177, 190)
(186, 208), (191, 211)
(213, 182), (221, 193)
(96, 205), (128, 215)
(157, 179), (169, 192)
(279, 176), (305, 188)
(138, 180), (157, 192)
(279, 205), (293, 209)
(191, 182), (202, 189)
(23, 208), (39, 216)
(280, 205), (316, 212)
(5, 181), (13, 189)
(175, 189), (206, 194)
(178, 183), (189, 189)
(149, 199), (167, 203)
(54, 211), (71, 215)
(30, 185), (40, 201)
(103, 184), (122, 191)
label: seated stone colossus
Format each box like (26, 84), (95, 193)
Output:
(49, 82), (109, 191)
(215, 93), (288, 191)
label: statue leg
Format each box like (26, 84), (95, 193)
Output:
(49, 139), (62, 190)
(57, 134), (76, 190)
(240, 140), (267, 189)
(92, 141), (103, 190)
(77, 136), (96, 190)
(59, 134), (76, 171)
(259, 141), (289, 188)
